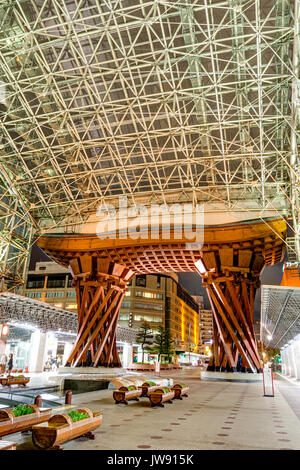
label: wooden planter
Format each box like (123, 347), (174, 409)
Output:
(113, 385), (142, 404)
(0, 405), (52, 437)
(32, 408), (103, 450)
(139, 382), (160, 397)
(0, 375), (30, 387)
(148, 388), (175, 407)
(171, 383), (189, 399)
(0, 441), (17, 450)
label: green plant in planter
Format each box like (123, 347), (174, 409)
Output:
(162, 388), (170, 393)
(11, 404), (34, 417)
(145, 381), (156, 386)
(68, 410), (89, 422)
(128, 386), (136, 391)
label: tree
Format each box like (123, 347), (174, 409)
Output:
(163, 328), (175, 363)
(135, 321), (153, 363)
(151, 326), (165, 362)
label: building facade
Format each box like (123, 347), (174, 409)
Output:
(198, 309), (213, 355)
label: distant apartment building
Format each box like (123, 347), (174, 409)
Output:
(25, 262), (201, 354)
(199, 309), (213, 355)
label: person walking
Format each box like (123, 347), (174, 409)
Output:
(7, 353), (13, 374)
(0, 353), (7, 374)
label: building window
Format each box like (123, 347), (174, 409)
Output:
(26, 292), (42, 298)
(67, 291), (76, 298)
(119, 314), (130, 321)
(135, 302), (163, 311)
(135, 291), (163, 300)
(136, 275), (146, 287)
(26, 279), (44, 289)
(121, 301), (131, 309)
(46, 291), (64, 298)
(47, 277), (66, 288)
(157, 276), (161, 288)
(66, 304), (77, 310)
(134, 315), (163, 323)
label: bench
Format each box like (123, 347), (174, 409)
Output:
(113, 385), (142, 404)
(148, 387), (175, 407)
(0, 405), (52, 437)
(0, 375), (30, 387)
(171, 383), (189, 399)
(139, 381), (161, 397)
(0, 440), (17, 451)
(32, 407), (102, 450)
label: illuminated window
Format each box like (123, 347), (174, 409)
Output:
(135, 291), (163, 299)
(66, 304), (77, 310)
(119, 314), (130, 320)
(134, 315), (163, 323)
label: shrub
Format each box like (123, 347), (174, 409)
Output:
(11, 405), (34, 417)
(68, 410), (89, 422)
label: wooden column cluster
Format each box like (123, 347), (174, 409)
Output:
(196, 247), (265, 373)
(65, 255), (134, 368)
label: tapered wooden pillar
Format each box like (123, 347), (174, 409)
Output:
(65, 256), (134, 368)
(195, 248), (264, 373)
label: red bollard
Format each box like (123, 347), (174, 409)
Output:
(65, 390), (72, 404)
(34, 395), (43, 408)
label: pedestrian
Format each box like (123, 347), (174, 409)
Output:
(0, 353), (7, 374)
(7, 353), (13, 375)
(50, 356), (57, 372)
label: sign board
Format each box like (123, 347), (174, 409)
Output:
(263, 363), (274, 397)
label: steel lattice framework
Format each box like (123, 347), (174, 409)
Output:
(1, 0), (300, 289)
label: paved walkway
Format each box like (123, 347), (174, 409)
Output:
(6, 369), (300, 450)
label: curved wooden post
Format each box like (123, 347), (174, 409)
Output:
(65, 257), (134, 368)
(196, 247), (268, 373)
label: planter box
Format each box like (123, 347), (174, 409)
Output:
(171, 383), (189, 399)
(139, 382), (161, 397)
(0, 375), (30, 387)
(148, 388), (175, 407)
(0, 441), (17, 450)
(0, 405), (52, 437)
(113, 385), (142, 404)
(32, 407), (102, 450)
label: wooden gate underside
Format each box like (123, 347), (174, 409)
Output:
(38, 219), (286, 369)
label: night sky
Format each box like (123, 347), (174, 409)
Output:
(30, 242), (284, 320)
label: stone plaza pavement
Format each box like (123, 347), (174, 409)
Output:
(8, 368), (300, 451)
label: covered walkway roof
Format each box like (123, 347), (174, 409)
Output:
(0, 292), (137, 344)
(260, 285), (300, 349)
